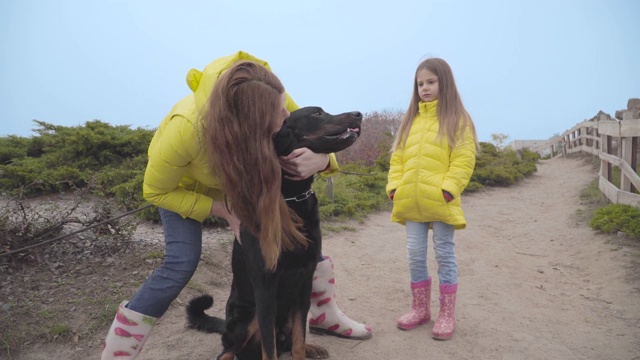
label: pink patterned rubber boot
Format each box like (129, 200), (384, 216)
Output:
(397, 277), (432, 330)
(101, 301), (157, 359)
(432, 283), (457, 340)
(308, 256), (373, 340)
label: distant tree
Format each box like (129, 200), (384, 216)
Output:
(491, 133), (509, 150)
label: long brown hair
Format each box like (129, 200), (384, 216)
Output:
(202, 61), (306, 271)
(392, 58), (479, 152)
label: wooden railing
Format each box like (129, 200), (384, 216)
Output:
(545, 114), (640, 206)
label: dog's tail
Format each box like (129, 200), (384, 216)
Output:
(186, 294), (227, 334)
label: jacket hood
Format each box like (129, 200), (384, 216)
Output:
(185, 51), (273, 116)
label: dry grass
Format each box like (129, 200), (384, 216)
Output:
(0, 224), (233, 360)
(1, 242), (160, 358)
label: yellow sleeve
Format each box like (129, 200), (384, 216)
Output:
(442, 129), (477, 198)
(143, 114), (213, 222)
(319, 154), (339, 177)
(386, 145), (404, 196)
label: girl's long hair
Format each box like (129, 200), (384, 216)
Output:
(391, 58), (479, 152)
(202, 61), (306, 271)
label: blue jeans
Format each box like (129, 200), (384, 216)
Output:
(405, 221), (457, 285)
(127, 208), (202, 318)
(126, 208), (328, 318)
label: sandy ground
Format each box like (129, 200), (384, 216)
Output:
(17, 156), (640, 359)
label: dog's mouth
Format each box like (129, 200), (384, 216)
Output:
(324, 127), (360, 140)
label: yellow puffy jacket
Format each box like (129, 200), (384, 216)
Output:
(143, 51), (339, 222)
(386, 100), (476, 229)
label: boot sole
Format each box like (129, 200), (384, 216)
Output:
(432, 331), (454, 340)
(309, 326), (373, 340)
(431, 335), (453, 341)
(396, 317), (430, 331)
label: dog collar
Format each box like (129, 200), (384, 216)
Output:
(284, 189), (314, 202)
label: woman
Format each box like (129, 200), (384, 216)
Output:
(101, 51), (371, 360)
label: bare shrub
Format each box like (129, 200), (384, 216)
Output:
(0, 180), (138, 269)
(337, 110), (403, 167)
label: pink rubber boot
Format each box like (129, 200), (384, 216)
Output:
(308, 256), (373, 340)
(397, 277), (431, 330)
(432, 283), (457, 340)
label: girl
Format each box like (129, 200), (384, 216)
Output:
(386, 57), (478, 340)
(101, 52), (370, 360)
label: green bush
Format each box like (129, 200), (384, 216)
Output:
(590, 204), (640, 238)
(472, 166), (521, 186)
(0, 136), (29, 164)
(0, 120), (153, 197)
(465, 181), (484, 192)
(0, 120), (543, 229)
(314, 164), (390, 221)
(470, 146), (539, 186)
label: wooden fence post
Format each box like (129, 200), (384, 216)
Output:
(601, 134), (611, 181)
(620, 136), (638, 194)
(633, 137), (638, 194)
(325, 177), (334, 201)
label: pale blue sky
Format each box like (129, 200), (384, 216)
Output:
(1, 0), (638, 142)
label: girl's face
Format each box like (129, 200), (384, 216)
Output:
(273, 93), (290, 134)
(416, 69), (439, 102)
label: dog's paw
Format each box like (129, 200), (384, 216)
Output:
(305, 344), (329, 359)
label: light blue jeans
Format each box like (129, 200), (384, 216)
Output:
(127, 208), (202, 318)
(405, 221), (457, 285)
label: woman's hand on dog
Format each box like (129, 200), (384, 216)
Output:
(210, 201), (241, 240)
(279, 148), (330, 181)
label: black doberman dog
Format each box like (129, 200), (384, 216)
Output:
(186, 106), (362, 360)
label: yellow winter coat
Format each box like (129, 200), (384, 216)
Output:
(143, 51), (339, 222)
(386, 100), (476, 229)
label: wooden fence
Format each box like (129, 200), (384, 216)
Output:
(544, 114), (640, 206)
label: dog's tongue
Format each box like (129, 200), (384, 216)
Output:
(337, 128), (360, 139)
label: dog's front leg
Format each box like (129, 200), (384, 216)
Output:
(254, 278), (278, 360)
(290, 309), (306, 360)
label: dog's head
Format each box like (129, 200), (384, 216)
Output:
(273, 106), (362, 156)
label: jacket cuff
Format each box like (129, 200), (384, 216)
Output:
(319, 153), (339, 177)
(189, 195), (214, 222)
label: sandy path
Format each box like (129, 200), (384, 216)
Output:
(130, 156), (640, 360)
